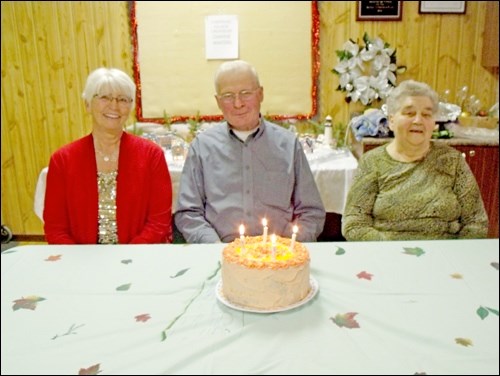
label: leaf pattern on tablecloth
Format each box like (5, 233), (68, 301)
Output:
(335, 246), (346, 255)
(12, 295), (46, 311)
(170, 268), (189, 278)
(450, 273), (463, 279)
(116, 283), (131, 291)
(455, 337), (473, 347)
(161, 262), (221, 341)
(45, 254), (61, 261)
(52, 323), (85, 340)
(121, 259), (132, 264)
(487, 307), (499, 315)
(477, 306), (499, 320)
(135, 313), (151, 322)
(78, 363), (102, 375)
(491, 262), (499, 270)
(357, 270), (373, 280)
(330, 312), (360, 328)
(403, 247), (425, 257)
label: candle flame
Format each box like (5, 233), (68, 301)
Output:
(239, 224), (245, 236)
(293, 225), (298, 234)
(262, 218), (267, 227)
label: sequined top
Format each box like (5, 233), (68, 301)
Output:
(97, 171), (118, 244)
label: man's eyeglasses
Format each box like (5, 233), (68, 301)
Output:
(217, 88), (260, 104)
(93, 94), (133, 106)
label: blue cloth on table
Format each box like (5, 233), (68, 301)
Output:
(350, 110), (390, 141)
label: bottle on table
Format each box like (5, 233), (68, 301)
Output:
(323, 115), (333, 147)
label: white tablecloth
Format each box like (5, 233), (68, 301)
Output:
(2, 239), (498, 374)
(305, 146), (358, 214)
(34, 148), (358, 221)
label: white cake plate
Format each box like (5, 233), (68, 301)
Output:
(215, 277), (319, 313)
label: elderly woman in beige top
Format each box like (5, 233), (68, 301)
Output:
(342, 80), (488, 240)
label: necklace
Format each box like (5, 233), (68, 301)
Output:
(95, 148), (118, 162)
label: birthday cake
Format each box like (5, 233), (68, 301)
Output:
(221, 235), (311, 310)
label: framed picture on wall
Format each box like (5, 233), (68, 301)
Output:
(419, 1), (466, 14)
(356, 1), (402, 21)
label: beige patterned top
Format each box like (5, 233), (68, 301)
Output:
(342, 143), (489, 240)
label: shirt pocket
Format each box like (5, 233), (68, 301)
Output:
(257, 170), (293, 208)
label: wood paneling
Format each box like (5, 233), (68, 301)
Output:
(1, 1), (498, 236)
(482, 1), (499, 67)
(319, 1), (499, 124)
(453, 145), (499, 238)
(1, 1), (132, 235)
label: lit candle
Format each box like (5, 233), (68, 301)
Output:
(262, 218), (268, 243)
(271, 233), (276, 259)
(239, 224), (245, 250)
(290, 225), (298, 251)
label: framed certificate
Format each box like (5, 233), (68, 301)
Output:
(356, 1), (403, 21)
(419, 1), (466, 14)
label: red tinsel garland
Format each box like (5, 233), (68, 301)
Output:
(130, 1), (319, 124)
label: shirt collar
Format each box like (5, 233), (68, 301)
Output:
(227, 116), (264, 142)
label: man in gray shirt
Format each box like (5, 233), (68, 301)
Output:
(174, 60), (325, 243)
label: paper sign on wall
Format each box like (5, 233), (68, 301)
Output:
(205, 15), (239, 60)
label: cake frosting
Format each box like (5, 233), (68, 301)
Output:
(221, 235), (310, 310)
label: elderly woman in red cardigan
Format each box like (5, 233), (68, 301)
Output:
(44, 67), (172, 244)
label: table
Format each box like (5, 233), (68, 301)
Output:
(34, 148), (358, 221)
(2, 239), (498, 374)
(306, 146), (358, 214)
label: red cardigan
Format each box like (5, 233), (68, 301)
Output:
(44, 132), (173, 244)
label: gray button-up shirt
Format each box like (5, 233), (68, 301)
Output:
(174, 119), (326, 243)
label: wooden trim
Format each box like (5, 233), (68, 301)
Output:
(482, 2), (499, 67)
(12, 234), (46, 242)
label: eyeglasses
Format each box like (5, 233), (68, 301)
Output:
(93, 94), (133, 106)
(217, 88), (260, 104)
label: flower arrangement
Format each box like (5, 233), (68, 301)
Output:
(333, 33), (405, 106)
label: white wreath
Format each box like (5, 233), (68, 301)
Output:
(334, 34), (399, 106)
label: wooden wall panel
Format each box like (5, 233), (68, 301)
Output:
(1, 1), (498, 236)
(1, 1), (132, 235)
(318, 1), (499, 124)
(482, 2), (499, 67)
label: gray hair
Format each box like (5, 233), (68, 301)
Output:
(82, 67), (136, 105)
(214, 60), (260, 94)
(386, 80), (439, 115)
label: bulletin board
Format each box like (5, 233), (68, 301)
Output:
(131, 1), (319, 122)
